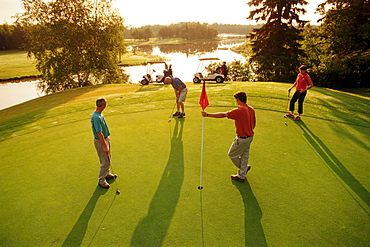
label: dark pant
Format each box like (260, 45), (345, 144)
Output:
(290, 90), (307, 114)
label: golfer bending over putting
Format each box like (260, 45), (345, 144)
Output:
(91, 98), (117, 188)
(165, 76), (188, 118)
(202, 92), (256, 182)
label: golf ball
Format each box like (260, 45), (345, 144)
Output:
(284, 122), (288, 126)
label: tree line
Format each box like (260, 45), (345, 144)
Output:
(126, 22), (262, 40)
(128, 23), (215, 40)
(158, 22), (218, 40)
(124, 23), (262, 40)
(0, 24), (27, 50)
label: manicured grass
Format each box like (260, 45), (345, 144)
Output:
(0, 82), (369, 246)
(0, 50), (39, 79)
(118, 52), (164, 66)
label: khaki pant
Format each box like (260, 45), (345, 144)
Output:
(228, 136), (254, 179)
(94, 137), (111, 184)
(178, 87), (188, 103)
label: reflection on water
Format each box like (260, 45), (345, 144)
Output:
(126, 39), (246, 83)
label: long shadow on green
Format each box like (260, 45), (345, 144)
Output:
(62, 186), (108, 246)
(233, 180), (267, 247)
(130, 118), (185, 246)
(296, 121), (370, 210)
(313, 88), (370, 128)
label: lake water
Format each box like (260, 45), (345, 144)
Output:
(125, 39), (246, 83)
(0, 38), (246, 110)
(0, 80), (45, 110)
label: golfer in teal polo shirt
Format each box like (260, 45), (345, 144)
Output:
(91, 98), (117, 188)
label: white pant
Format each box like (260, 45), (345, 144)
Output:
(228, 136), (254, 179)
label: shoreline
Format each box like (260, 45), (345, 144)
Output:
(0, 75), (42, 84)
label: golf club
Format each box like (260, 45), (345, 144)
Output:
(286, 90), (291, 112)
(107, 154), (120, 195)
(283, 91), (291, 125)
(168, 102), (177, 123)
(284, 90), (290, 126)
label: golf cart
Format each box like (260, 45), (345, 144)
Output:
(140, 61), (171, 85)
(193, 58), (224, 83)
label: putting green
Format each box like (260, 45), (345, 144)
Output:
(0, 82), (369, 246)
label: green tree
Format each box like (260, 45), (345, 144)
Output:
(207, 60), (251, 81)
(11, 24), (27, 50)
(0, 24), (13, 50)
(179, 23), (218, 40)
(17, 0), (127, 93)
(310, 0), (370, 88)
(317, 0), (370, 56)
(247, 0), (308, 81)
(158, 26), (179, 39)
(130, 27), (153, 40)
(0, 24), (25, 50)
(226, 60), (251, 81)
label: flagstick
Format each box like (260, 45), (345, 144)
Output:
(198, 82), (208, 246)
(198, 81), (208, 190)
(198, 112), (205, 190)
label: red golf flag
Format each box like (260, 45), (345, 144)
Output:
(199, 81), (209, 110)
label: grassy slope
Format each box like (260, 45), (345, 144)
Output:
(0, 82), (369, 246)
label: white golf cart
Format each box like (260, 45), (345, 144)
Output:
(193, 58), (224, 83)
(140, 61), (171, 85)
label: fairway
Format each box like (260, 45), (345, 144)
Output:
(0, 82), (369, 246)
(0, 50), (39, 80)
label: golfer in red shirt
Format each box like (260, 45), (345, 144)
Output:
(285, 65), (314, 121)
(202, 91), (256, 182)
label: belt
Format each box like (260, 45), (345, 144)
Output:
(95, 136), (109, 140)
(238, 136), (251, 139)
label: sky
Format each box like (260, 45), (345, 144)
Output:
(0, 0), (324, 27)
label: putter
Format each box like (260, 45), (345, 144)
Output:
(168, 102), (177, 123)
(286, 90), (291, 112)
(284, 91), (291, 125)
(107, 154), (121, 195)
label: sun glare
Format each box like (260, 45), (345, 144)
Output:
(0, 0), (323, 26)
